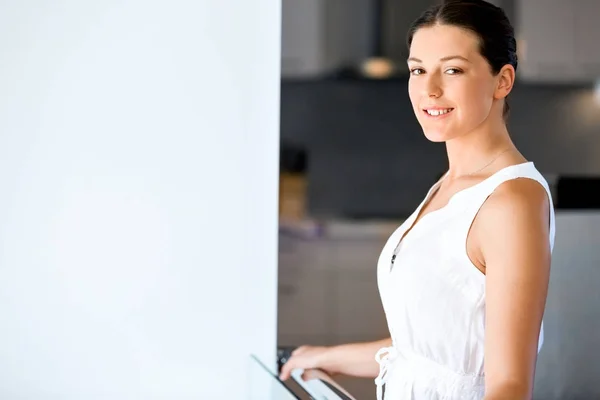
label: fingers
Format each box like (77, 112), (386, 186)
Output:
(300, 370), (310, 381)
(279, 359), (295, 381)
(292, 345), (307, 356)
(280, 347), (308, 380)
(279, 345), (317, 381)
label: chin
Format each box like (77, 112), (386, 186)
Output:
(421, 127), (454, 143)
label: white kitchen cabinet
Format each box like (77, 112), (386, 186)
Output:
(574, 0), (600, 73)
(517, 0), (600, 83)
(281, 0), (371, 78)
(281, 0), (323, 77)
(517, 0), (577, 82)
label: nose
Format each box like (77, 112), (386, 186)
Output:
(424, 75), (442, 98)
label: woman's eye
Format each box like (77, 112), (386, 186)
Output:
(410, 68), (424, 76)
(445, 68), (462, 75)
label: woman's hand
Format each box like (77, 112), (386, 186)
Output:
(279, 345), (333, 381)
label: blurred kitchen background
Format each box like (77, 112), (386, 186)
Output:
(277, 0), (600, 399)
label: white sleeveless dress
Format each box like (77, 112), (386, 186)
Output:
(374, 162), (555, 400)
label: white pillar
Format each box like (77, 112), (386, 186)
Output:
(0, 1), (280, 399)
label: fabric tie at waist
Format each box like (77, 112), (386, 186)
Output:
(374, 346), (486, 399)
(375, 346), (398, 400)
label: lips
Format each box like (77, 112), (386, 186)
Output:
(423, 108), (454, 117)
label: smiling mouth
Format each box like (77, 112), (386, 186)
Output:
(423, 108), (454, 117)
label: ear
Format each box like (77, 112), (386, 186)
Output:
(493, 64), (516, 100)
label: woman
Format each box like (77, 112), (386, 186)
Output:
(279, 1), (554, 399)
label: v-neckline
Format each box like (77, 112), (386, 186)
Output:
(393, 178), (446, 250)
(388, 161), (533, 273)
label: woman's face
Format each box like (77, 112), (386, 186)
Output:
(407, 24), (502, 142)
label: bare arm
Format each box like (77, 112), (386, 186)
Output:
(475, 179), (551, 400)
(322, 337), (392, 378)
(279, 337), (391, 380)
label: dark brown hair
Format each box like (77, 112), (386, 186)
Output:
(407, 0), (517, 119)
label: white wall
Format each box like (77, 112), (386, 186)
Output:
(0, 1), (280, 399)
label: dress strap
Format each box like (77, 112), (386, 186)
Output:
(458, 162), (555, 250)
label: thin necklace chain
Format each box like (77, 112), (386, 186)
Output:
(389, 146), (514, 268)
(453, 147), (514, 179)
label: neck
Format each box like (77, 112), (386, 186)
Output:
(445, 118), (516, 180)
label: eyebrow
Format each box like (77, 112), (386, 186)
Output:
(407, 55), (471, 63)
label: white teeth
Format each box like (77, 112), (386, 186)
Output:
(426, 108), (452, 116)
